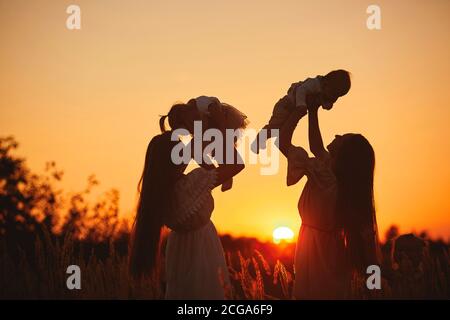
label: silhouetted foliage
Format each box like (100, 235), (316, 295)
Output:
(0, 136), (130, 268)
(385, 225), (400, 242)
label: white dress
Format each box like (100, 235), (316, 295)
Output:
(164, 167), (230, 299)
(287, 146), (348, 299)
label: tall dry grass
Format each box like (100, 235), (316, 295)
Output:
(0, 229), (160, 299)
(1, 230), (448, 299)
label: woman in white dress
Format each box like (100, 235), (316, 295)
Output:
(128, 99), (246, 299)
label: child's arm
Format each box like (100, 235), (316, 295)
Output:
(308, 102), (328, 158)
(267, 95), (295, 128)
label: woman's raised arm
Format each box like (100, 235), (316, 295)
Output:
(308, 104), (328, 158)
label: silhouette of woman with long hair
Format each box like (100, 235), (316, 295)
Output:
(129, 100), (246, 299)
(278, 90), (381, 299)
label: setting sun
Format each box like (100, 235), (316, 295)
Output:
(272, 227), (295, 244)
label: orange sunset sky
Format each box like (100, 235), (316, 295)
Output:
(1, 0), (449, 241)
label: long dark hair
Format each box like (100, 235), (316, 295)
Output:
(129, 131), (181, 279)
(335, 134), (381, 273)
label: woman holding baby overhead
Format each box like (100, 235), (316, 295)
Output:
(274, 70), (382, 299)
(128, 96), (247, 299)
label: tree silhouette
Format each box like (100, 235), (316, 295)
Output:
(0, 136), (129, 259)
(0, 137), (63, 254)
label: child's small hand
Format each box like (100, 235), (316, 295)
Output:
(298, 105), (308, 115)
(319, 82), (339, 110)
(320, 96), (336, 110)
(319, 90), (337, 110)
(221, 178), (233, 192)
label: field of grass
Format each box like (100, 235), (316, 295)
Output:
(1, 229), (448, 300)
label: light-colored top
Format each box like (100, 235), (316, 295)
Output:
(294, 77), (322, 108)
(287, 146), (348, 299)
(164, 167), (231, 299)
(195, 96), (221, 116)
(268, 77), (321, 129)
(287, 146), (338, 230)
(165, 167), (217, 232)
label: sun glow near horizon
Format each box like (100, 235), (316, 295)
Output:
(272, 226), (295, 244)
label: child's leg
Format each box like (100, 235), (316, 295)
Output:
(251, 124), (271, 154)
(251, 96), (293, 154)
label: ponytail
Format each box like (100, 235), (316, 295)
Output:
(159, 104), (189, 133)
(129, 133), (179, 279)
(159, 115), (168, 133)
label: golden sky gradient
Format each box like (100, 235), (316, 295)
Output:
(1, 0), (449, 241)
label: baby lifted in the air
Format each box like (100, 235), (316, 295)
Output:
(251, 69), (351, 153)
(193, 96), (248, 191)
(160, 95), (246, 192)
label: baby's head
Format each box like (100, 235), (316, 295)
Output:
(159, 102), (200, 134)
(320, 69), (351, 110)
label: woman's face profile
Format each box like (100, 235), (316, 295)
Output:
(327, 134), (344, 157)
(328, 134), (357, 158)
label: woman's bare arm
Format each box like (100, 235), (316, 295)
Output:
(308, 105), (327, 158)
(279, 106), (308, 157)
